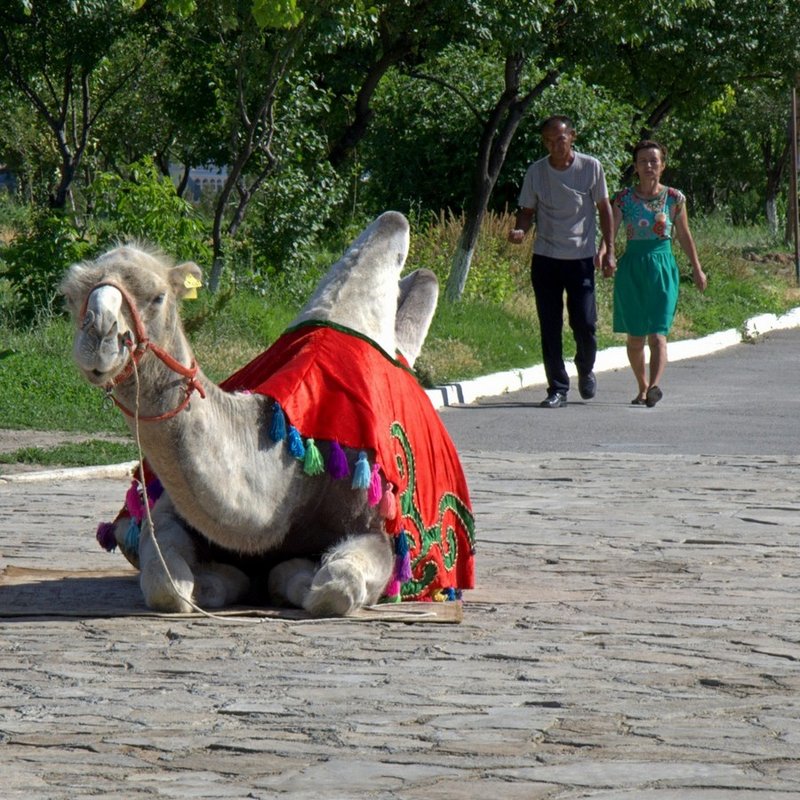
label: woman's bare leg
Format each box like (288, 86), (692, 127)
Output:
(627, 335), (648, 400)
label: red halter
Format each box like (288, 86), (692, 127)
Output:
(81, 281), (206, 422)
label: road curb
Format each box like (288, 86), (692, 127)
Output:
(424, 305), (800, 409)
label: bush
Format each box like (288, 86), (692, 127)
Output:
(90, 157), (211, 264)
(0, 210), (92, 326)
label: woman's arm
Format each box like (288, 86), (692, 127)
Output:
(673, 204), (707, 292)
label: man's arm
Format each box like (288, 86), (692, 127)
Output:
(596, 197), (616, 273)
(508, 207), (535, 244)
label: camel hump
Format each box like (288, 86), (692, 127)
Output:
(395, 269), (439, 366)
(292, 211), (411, 353)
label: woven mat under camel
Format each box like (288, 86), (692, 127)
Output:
(0, 566), (463, 623)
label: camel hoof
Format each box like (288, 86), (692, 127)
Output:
(304, 560), (370, 617)
(268, 559), (316, 608)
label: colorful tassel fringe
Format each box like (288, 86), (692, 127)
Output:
(379, 484), (397, 520)
(327, 440), (350, 480)
(395, 530), (413, 582)
(270, 402), (287, 442)
(352, 451), (371, 489)
(367, 464), (382, 505)
(124, 519), (140, 555)
(287, 425), (305, 459)
(303, 438), (325, 476)
(96, 521), (117, 552)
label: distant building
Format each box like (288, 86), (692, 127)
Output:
(169, 164), (228, 202)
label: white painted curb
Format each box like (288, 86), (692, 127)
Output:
(424, 305), (800, 409)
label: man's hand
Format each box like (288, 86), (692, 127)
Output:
(508, 228), (526, 244)
(601, 249), (616, 277)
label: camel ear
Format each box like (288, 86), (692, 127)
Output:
(171, 262), (203, 300)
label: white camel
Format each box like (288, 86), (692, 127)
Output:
(60, 212), (474, 616)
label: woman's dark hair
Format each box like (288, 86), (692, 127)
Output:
(633, 140), (667, 162)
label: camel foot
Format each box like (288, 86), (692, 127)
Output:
(268, 558), (316, 608)
(303, 534), (394, 616)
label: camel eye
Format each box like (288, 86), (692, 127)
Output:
(152, 292), (166, 306)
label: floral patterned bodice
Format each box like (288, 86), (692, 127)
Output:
(612, 186), (685, 241)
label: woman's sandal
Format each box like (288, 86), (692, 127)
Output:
(631, 395), (647, 405)
(645, 385), (663, 407)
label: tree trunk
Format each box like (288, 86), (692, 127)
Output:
(766, 195), (778, 234)
(445, 57), (558, 302)
(446, 209), (482, 301)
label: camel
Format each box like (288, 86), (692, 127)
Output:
(60, 211), (475, 616)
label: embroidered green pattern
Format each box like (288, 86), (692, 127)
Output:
(389, 421), (475, 597)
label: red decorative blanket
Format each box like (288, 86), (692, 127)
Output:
(220, 322), (475, 601)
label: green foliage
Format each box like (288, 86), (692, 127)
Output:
(409, 210), (525, 304)
(90, 157), (211, 263)
(0, 210), (93, 326)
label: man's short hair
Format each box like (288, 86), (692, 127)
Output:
(540, 115), (574, 134)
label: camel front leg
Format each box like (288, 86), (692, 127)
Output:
(304, 533), (394, 616)
(138, 496), (249, 612)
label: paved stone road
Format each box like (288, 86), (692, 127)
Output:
(2, 331), (800, 799)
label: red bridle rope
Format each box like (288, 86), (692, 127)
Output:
(82, 280), (206, 422)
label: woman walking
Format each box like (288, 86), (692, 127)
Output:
(605, 140), (707, 406)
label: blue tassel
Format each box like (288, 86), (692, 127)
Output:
(124, 519), (140, 555)
(287, 425), (305, 459)
(304, 438), (325, 476)
(327, 440), (350, 480)
(395, 529), (409, 558)
(269, 402), (287, 442)
(351, 451), (371, 489)
(395, 530), (413, 582)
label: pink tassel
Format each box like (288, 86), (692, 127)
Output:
(327, 440), (350, 480)
(379, 484), (396, 519)
(367, 464), (382, 506)
(125, 481), (145, 521)
(384, 577), (401, 598)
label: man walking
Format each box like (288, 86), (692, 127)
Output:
(509, 115), (616, 408)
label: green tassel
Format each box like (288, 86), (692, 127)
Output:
(303, 438), (325, 476)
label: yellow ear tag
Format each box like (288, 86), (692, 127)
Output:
(183, 274), (202, 300)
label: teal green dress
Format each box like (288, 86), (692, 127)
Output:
(612, 186), (685, 336)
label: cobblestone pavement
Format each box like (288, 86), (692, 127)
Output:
(3, 333), (800, 798)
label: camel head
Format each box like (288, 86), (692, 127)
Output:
(59, 245), (202, 389)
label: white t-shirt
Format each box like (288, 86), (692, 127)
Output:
(517, 151), (608, 260)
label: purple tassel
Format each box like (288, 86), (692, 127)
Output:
(367, 464), (382, 506)
(287, 425), (305, 459)
(327, 440), (350, 480)
(269, 402), (287, 442)
(146, 479), (163, 504)
(96, 521), (117, 552)
(351, 451), (371, 489)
